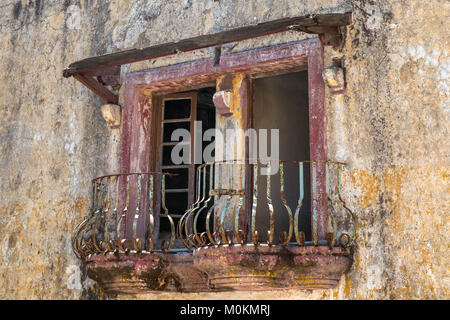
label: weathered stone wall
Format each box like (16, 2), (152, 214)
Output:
(0, 0), (448, 299)
(329, 0), (449, 299)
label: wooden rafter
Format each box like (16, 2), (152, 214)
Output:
(63, 12), (351, 103)
(63, 13), (351, 77)
(74, 74), (119, 104)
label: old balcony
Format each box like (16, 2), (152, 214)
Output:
(72, 161), (356, 294)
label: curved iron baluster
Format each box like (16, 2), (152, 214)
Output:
(294, 162), (305, 246)
(132, 174), (142, 252)
(219, 163), (234, 244)
(178, 165), (203, 249)
(190, 165), (208, 235)
(110, 176), (120, 252)
(74, 179), (98, 257)
(147, 174), (155, 252)
(80, 214), (95, 256)
(336, 163), (357, 246)
(279, 162), (294, 245)
(206, 162), (221, 246)
(205, 200), (219, 246)
(160, 175), (175, 251)
(184, 165), (207, 245)
(115, 211), (126, 252)
(193, 163), (214, 237)
(115, 175), (129, 252)
(325, 161), (338, 248)
(82, 236), (96, 255)
(102, 176), (115, 253)
(233, 162), (245, 244)
(72, 217), (88, 258)
(251, 163), (258, 245)
(266, 162), (274, 245)
(311, 162), (319, 246)
(99, 176), (109, 253)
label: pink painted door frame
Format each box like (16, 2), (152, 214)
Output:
(120, 37), (327, 243)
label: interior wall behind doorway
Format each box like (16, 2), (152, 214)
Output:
(252, 71), (312, 241)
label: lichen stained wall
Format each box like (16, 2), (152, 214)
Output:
(0, 0), (448, 299)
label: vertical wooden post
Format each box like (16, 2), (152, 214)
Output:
(120, 84), (154, 242)
(118, 79), (134, 239)
(308, 45), (328, 242)
(135, 93), (154, 241)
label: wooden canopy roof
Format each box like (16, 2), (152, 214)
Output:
(63, 12), (352, 104)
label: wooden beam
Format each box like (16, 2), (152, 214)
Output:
(295, 25), (343, 47)
(83, 65), (121, 77)
(97, 75), (120, 86)
(74, 74), (119, 104)
(63, 13), (352, 77)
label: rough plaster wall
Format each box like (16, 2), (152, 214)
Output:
(325, 0), (449, 299)
(0, 0), (113, 299)
(0, 0), (448, 300)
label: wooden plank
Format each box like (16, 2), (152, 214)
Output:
(97, 75), (120, 86)
(63, 13), (351, 76)
(73, 74), (118, 104)
(161, 165), (191, 170)
(162, 141), (190, 146)
(162, 118), (191, 123)
(83, 66), (121, 77)
(308, 46), (328, 242)
(164, 188), (189, 193)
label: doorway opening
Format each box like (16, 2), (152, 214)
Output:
(252, 70), (312, 241)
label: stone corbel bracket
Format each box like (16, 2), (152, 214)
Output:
(213, 90), (234, 117)
(322, 65), (346, 95)
(101, 104), (121, 129)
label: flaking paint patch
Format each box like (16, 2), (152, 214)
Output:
(350, 169), (381, 209)
(231, 73), (245, 129)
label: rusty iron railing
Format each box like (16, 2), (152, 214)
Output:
(72, 172), (178, 259)
(178, 160), (357, 249)
(72, 161), (356, 259)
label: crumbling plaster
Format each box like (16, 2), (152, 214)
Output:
(0, 0), (448, 299)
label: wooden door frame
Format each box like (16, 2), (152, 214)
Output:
(119, 37), (327, 242)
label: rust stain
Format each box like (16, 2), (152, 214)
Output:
(231, 73), (245, 129)
(216, 75), (226, 127)
(350, 169), (381, 208)
(343, 273), (352, 298)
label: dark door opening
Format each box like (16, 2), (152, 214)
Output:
(252, 70), (312, 241)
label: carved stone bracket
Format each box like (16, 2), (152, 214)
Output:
(101, 104), (121, 129)
(100, 103), (122, 173)
(213, 90), (234, 117)
(322, 65), (346, 94)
